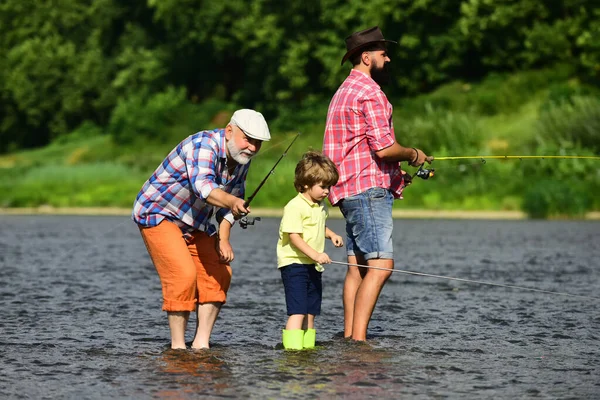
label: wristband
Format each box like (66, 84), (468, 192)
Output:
(411, 148), (419, 164)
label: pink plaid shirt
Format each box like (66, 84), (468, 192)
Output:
(323, 69), (405, 206)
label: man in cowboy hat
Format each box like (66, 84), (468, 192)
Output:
(133, 109), (271, 349)
(323, 26), (433, 341)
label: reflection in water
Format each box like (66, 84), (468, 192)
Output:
(1, 216), (599, 399)
(267, 338), (400, 398)
(153, 347), (232, 398)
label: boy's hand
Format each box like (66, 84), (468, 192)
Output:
(217, 238), (234, 263)
(314, 252), (331, 264)
(330, 234), (344, 247)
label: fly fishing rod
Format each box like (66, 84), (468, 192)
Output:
(330, 260), (600, 301)
(239, 132), (301, 228)
(410, 155), (600, 182)
(435, 155), (600, 161)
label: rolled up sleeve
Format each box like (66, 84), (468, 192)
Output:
(186, 140), (220, 200)
(362, 93), (395, 151)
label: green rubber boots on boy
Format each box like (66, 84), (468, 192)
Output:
(282, 329), (316, 350)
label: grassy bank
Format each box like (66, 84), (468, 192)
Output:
(0, 66), (598, 219)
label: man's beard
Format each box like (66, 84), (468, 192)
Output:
(227, 139), (255, 165)
(371, 61), (390, 86)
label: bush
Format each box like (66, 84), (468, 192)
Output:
(522, 179), (592, 219)
(109, 86), (189, 144)
(109, 88), (236, 146)
(536, 96), (600, 152)
(394, 104), (482, 154)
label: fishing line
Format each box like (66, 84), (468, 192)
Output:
(434, 155), (600, 161)
(330, 260), (599, 301)
(250, 132), (302, 159)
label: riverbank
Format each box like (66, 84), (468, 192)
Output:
(2, 206), (599, 220)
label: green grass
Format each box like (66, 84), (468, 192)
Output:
(1, 65), (598, 218)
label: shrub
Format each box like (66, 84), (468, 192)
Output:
(394, 105), (482, 153)
(536, 96), (600, 152)
(522, 179), (592, 219)
(109, 86), (188, 144)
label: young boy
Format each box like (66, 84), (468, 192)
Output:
(277, 151), (344, 350)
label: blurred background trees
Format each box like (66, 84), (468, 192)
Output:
(1, 0), (598, 151)
(0, 0), (598, 217)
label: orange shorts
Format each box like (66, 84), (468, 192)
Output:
(139, 220), (232, 312)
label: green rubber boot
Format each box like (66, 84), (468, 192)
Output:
(282, 329), (304, 350)
(303, 328), (316, 349)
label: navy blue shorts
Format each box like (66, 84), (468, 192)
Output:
(280, 263), (322, 316)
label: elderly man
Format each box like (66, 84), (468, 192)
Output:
(133, 109), (270, 349)
(324, 27), (433, 341)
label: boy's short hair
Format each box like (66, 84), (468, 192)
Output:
(294, 151), (339, 193)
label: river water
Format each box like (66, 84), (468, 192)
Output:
(1, 215), (599, 399)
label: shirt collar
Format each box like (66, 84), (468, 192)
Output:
(217, 128), (227, 160)
(297, 192), (320, 207)
(350, 68), (380, 88)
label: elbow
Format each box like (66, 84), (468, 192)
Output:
(375, 148), (393, 161)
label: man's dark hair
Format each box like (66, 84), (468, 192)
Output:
(349, 43), (387, 66)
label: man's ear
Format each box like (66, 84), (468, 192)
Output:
(225, 124), (233, 140)
(361, 51), (371, 67)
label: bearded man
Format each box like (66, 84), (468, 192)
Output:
(133, 109), (270, 349)
(323, 27), (433, 341)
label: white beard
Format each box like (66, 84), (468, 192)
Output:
(227, 139), (255, 165)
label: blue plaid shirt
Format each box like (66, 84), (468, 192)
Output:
(132, 128), (249, 236)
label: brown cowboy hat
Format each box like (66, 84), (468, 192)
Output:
(341, 26), (397, 65)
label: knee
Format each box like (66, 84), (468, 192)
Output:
(178, 269), (197, 287)
(375, 269), (393, 283)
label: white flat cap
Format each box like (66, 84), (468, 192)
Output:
(230, 109), (271, 141)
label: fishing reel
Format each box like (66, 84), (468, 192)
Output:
(414, 164), (435, 180)
(239, 215), (261, 229)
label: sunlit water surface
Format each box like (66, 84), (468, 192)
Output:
(1, 215), (599, 399)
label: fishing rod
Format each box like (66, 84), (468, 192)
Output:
(239, 132), (301, 228)
(410, 155), (600, 182)
(330, 260), (600, 301)
(435, 155), (600, 161)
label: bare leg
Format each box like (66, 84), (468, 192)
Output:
(168, 311), (190, 349)
(191, 302), (223, 349)
(343, 255), (367, 338)
(305, 314), (315, 329)
(351, 258), (393, 341)
(286, 314), (306, 330)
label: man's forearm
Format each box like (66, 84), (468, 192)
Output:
(375, 142), (417, 163)
(206, 188), (236, 209)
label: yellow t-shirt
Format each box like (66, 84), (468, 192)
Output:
(277, 193), (328, 271)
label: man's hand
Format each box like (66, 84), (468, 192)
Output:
(401, 169), (412, 186)
(410, 148), (434, 167)
(216, 237), (234, 263)
(230, 197), (250, 218)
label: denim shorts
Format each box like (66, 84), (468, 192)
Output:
(280, 263), (322, 315)
(339, 187), (394, 260)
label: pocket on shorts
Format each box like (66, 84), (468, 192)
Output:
(367, 187), (390, 200)
(340, 198), (363, 228)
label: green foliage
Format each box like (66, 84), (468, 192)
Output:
(109, 86), (188, 144)
(2, 0), (599, 154)
(0, 163), (145, 208)
(395, 106), (481, 154)
(522, 179), (592, 219)
(535, 96), (600, 152)
(109, 88), (236, 145)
